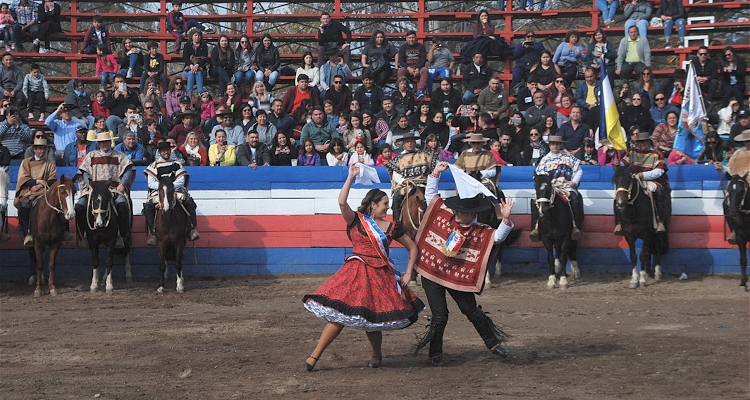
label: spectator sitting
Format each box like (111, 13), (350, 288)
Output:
(651, 110), (679, 158)
(555, 94), (574, 127)
(421, 111), (449, 148)
(461, 52), (493, 104)
(298, 138), (321, 166)
(558, 106), (590, 155)
(297, 51), (321, 94)
(0, 105), (31, 158)
(633, 67), (659, 108)
(254, 33), (281, 89)
(650, 93), (678, 125)
(691, 46), (719, 102)
(430, 77), (461, 119)
(210, 35), (236, 96)
(117, 38), (142, 81)
(476, 77), (509, 124)
(0, 3), (16, 52)
(348, 140), (374, 166)
(375, 95), (399, 128)
(10, 0), (39, 52)
(316, 12), (352, 67)
(326, 137), (349, 166)
(552, 31), (585, 85)
(411, 102), (431, 134)
(0, 52), (24, 108)
(717, 99), (740, 138)
(721, 47), (747, 108)
(87, 115), (114, 145)
(105, 74), (141, 132)
(528, 50), (562, 93)
(511, 31), (544, 92)
(397, 30), (429, 98)
(165, 79), (190, 120)
(248, 80), (274, 115)
(516, 78), (539, 113)
(236, 130), (270, 168)
(81, 14), (109, 54)
(353, 71), (385, 114)
(451, 102), (481, 133)
(323, 100), (337, 127)
(167, 0), (214, 54)
(116, 104), (146, 143)
(623, 0), (652, 39)
(360, 30), (398, 88)
(323, 73), (351, 116)
(586, 28), (617, 85)
(236, 104), (255, 134)
(597, 139), (624, 166)
(269, 131), (297, 166)
(22, 129), (55, 163)
(182, 28), (209, 96)
(281, 74), (319, 116)
(36, 0), (60, 53)
(142, 100), (165, 131)
(616, 26), (651, 81)
(667, 148), (692, 165)
(463, 10), (509, 65)
(168, 110), (202, 148)
(698, 130), (724, 164)
(44, 103), (81, 162)
(63, 125), (96, 167)
(620, 93), (654, 134)
(362, 110), (389, 145)
(547, 76), (574, 112)
(475, 111), (499, 143)
(268, 99), (294, 136)
(301, 106), (338, 158)
(375, 143), (395, 166)
(523, 127), (549, 166)
(210, 110), (244, 146)
(575, 137), (598, 165)
(179, 131), (207, 166)
(497, 131), (521, 166)
(139, 77), (163, 111)
(249, 109), (277, 145)
(342, 112), (372, 152)
(219, 82), (244, 118)
(234, 35), (256, 94)
(519, 0), (545, 11)
(114, 131), (148, 165)
(22, 62), (48, 122)
(666, 69), (687, 108)
(140, 40), (167, 92)
(143, 117), (164, 158)
(574, 68), (602, 134)
(523, 90), (554, 127)
(208, 129), (236, 166)
(197, 91), (215, 125)
(540, 114), (558, 142)
(658, 0), (687, 49)
(597, 0), (618, 27)
(387, 115), (414, 154)
(319, 57), (352, 102)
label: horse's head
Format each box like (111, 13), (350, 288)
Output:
(89, 182), (113, 229)
(0, 166), (9, 213)
(158, 175), (176, 213)
(612, 165), (636, 211)
(400, 184), (427, 240)
(57, 175), (77, 221)
(726, 173), (749, 220)
(534, 173), (553, 215)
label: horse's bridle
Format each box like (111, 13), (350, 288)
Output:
(403, 180), (426, 231)
(86, 190), (114, 230)
(535, 181), (555, 216)
(42, 182), (69, 214)
(615, 174), (641, 206)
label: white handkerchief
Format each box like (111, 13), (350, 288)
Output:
(448, 164), (495, 199)
(354, 163), (381, 185)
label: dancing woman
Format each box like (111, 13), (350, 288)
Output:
(303, 164), (424, 371)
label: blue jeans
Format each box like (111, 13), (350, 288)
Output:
(211, 66), (231, 95)
(663, 18), (686, 40)
(596, 0), (617, 21)
(427, 68), (451, 94)
(105, 115), (124, 134)
(183, 70), (206, 95)
(462, 90), (477, 105)
(72, 115), (95, 129)
(255, 70), (279, 87)
(100, 72), (116, 88)
(497, 0), (506, 11)
(520, 0), (545, 10)
(233, 70), (255, 87)
(624, 19), (649, 39)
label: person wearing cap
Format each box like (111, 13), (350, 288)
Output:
(74, 130), (134, 249)
(63, 125), (96, 167)
(617, 131), (670, 235)
(168, 110), (201, 148)
(530, 135), (584, 241)
(170, 93), (193, 122)
(142, 141), (200, 247)
(14, 136), (57, 246)
(715, 129), (750, 244)
(385, 130), (437, 227)
(114, 131), (148, 166)
(455, 132), (500, 193)
(729, 109), (750, 145)
(44, 102), (81, 163)
(210, 110), (244, 146)
(412, 160), (515, 366)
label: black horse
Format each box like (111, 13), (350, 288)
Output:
(612, 165), (669, 288)
(724, 173), (750, 289)
(155, 176), (190, 293)
(533, 173), (579, 289)
(82, 182), (132, 293)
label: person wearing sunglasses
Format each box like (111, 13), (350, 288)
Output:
(165, 78), (190, 118)
(721, 46), (747, 108)
(690, 46), (719, 102)
(649, 93), (678, 126)
(319, 57), (352, 103)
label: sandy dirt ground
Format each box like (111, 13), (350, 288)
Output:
(1, 273), (748, 400)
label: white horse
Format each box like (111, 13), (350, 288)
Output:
(0, 167), (10, 243)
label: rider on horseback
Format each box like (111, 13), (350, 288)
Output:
(454, 133), (500, 195)
(715, 129), (750, 244)
(385, 130), (437, 227)
(14, 137), (58, 247)
(616, 131), (671, 235)
(142, 141), (200, 246)
(529, 135), (584, 241)
(75, 131), (134, 249)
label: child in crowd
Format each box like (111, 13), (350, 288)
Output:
(348, 140), (374, 166)
(90, 89), (109, 119)
(376, 143), (395, 166)
(423, 133), (442, 159)
(167, 0), (215, 54)
(81, 14), (110, 54)
(198, 91), (215, 125)
(95, 44), (119, 90)
(0, 3), (15, 52)
(23, 63), (49, 121)
(298, 138), (321, 166)
(489, 139), (507, 166)
(576, 138), (599, 165)
(336, 114), (348, 135)
(667, 149), (693, 165)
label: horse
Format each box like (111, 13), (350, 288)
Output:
(612, 165), (667, 288)
(28, 176), (77, 297)
(534, 173), (580, 290)
(723, 173), (750, 290)
(83, 182), (132, 294)
(155, 175), (190, 293)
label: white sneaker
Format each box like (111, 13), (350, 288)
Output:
(28, 112), (34, 119)
(126, 69), (133, 79)
(38, 113), (45, 121)
(38, 47), (47, 53)
(33, 38), (40, 46)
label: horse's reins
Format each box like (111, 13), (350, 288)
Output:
(615, 175), (641, 206)
(86, 190), (114, 231)
(41, 181), (67, 214)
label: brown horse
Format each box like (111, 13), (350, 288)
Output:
(155, 175), (190, 293)
(399, 182), (427, 241)
(29, 176), (77, 297)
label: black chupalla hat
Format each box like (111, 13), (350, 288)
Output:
(444, 194), (493, 213)
(156, 141), (172, 150)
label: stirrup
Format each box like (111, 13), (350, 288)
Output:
(23, 235), (34, 247)
(78, 237), (89, 250)
(189, 229), (201, 241)
(529, 229), (540, 243)
(613, 224), (623, 236)
(571, 227), (583, 241)
(656, 222), (666, 233)
(115, 236), (125, 249)
(146, 234), (157, 247)
(727, 232), (737, 245)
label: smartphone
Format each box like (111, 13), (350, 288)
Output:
(222, 141), (228, 146)
(119, 83), (127, 92)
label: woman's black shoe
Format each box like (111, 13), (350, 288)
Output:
(304, 355), (319, 372)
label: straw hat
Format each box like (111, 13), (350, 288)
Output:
(463, 133), (490, 143)
(734, 129), (750, 142)
(32, 137), (47, 147)
(548, 135), (564, 143)
(91, 130), (115, 142)
(635, 131), (652, 142)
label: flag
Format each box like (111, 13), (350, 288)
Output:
(447, 164), (495, 199)
(599, 61), (627, 150)
(673, 64), (707, 162)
